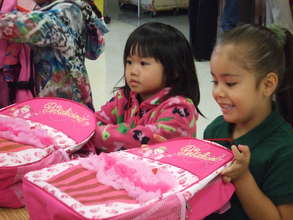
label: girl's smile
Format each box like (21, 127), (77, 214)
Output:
(218, 103), (234, 114)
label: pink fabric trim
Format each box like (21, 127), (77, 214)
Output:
(0, 116), (54, 147)
(79, 153), (177, 203)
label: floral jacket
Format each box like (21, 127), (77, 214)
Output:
(0, 0), (108, 109)
(91, 88), (199, 152)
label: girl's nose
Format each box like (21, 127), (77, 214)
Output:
(213, 84), (225, 98)
(130, 64), (139, 75)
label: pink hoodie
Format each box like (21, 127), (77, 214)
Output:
(89, 88), (199, 152)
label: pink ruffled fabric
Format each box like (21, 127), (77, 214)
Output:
(79, 153), (177, 203)
(0, 115), (54, 147)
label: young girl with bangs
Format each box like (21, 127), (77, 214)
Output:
(87, 22), (202, 153)
(204, 24), (293, 220)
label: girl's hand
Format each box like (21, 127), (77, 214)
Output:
(221, 145), (251, 183)
(141, 134), (166, 148)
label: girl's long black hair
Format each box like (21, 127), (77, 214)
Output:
(121, 22), (202, 115)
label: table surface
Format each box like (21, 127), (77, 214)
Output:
(0, 208), (29, 220)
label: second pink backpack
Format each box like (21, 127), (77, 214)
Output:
(23, 138), (234, 220)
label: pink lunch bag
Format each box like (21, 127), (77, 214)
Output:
(0, 97), (96, 208)
(23, 137), (235, 220)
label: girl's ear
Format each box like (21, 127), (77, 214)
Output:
(262, 72), (278, 96)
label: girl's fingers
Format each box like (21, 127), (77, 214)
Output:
(238, 145), (250, 159)
(231, 145), (250, 162)
(222, 145), (251, 181)
(231, 145), (242, 160)
(222, 176), (232, 183)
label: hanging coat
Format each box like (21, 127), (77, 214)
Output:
(0, 0), (108, 110)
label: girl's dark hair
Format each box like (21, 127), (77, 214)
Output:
(122, 22), (202, 114)
(217, 24), (293, 125)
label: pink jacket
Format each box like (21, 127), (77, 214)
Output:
(90, 88), (199, 152)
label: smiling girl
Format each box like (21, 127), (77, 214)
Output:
(204, 24), (293, 220)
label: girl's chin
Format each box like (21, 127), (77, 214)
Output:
(223, 114), (236, 123)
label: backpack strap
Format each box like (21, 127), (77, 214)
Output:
(7, 81), (34, 102)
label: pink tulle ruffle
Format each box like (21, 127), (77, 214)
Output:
(79, 153), (177, 203)
(0, 115), (54, 147)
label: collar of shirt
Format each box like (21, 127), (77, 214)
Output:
(233, 110), (286, 151)
(206, 103), (287, 150)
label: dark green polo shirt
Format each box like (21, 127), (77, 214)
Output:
(203, 110), (293, 220)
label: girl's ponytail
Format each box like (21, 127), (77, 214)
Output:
(276, 29), (293, 126)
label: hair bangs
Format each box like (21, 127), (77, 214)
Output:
(124, 34), (162, 64)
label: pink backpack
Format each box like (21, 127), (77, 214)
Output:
(23, 138), (234, 220)
(0, 97), (96, 208)
(0, 0), (35, 108)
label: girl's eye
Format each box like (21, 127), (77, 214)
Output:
(211, 80), (218, 85)
(140, 61), (149, 66)
(226, 82), (237, 87)
(126, 60), (132, 65)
